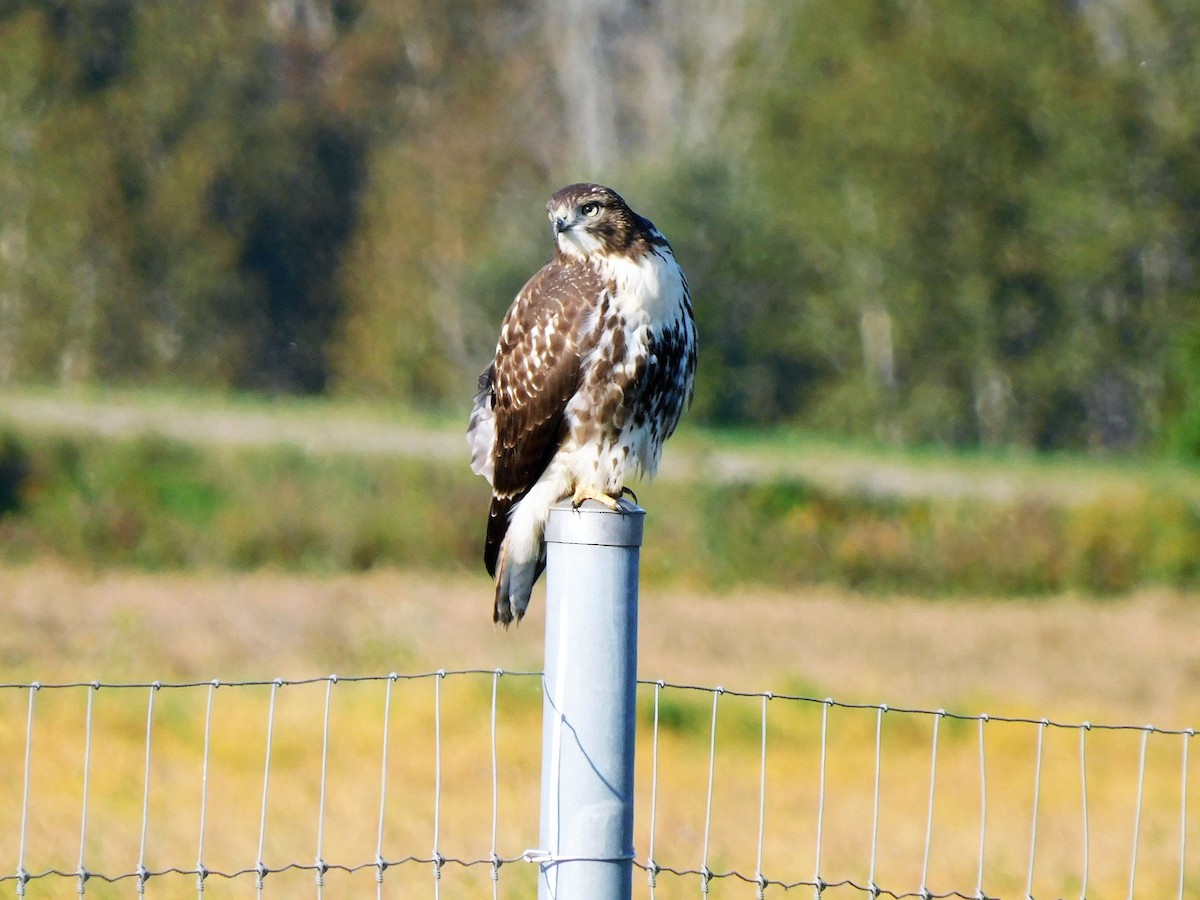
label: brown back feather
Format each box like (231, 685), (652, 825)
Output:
(482, 256), (600, 572)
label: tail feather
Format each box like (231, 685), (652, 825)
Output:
(493, 539), (546, 627)
(467, 365), (496, 485)
(485, 474), (560, 624)
(484, 494), (514, 578)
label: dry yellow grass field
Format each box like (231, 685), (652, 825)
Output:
(1, 563), (1198, 898)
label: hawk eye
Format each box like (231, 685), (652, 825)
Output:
(581, 201), (601, 217)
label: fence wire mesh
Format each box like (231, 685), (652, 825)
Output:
(0, 671), (1195, 899)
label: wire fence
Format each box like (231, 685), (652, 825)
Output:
(1, 670), (1195, 899)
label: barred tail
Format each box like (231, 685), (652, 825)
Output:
(493, 536), (545, 627)
(486, 477), (558, 625)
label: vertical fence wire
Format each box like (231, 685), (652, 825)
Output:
(136, 682), (160, 895)
(1127, 725), (1150, 900)
(15, 683), (37, 897)
(375, 673), (396, 898)
(78, 683), (97, 896)
(196, 680), (217, 896)
(539, 598), (569, 897)
(919, 711), (943, 899)
(4, 675), (1200, 898)
(1025, 719), (1048, 900)
(754, 693), (770, 900)
(256, 679), (282, 896)
(700, 687), (722, 894)
(813, 698), (831, 899)
(975, 715), (988, 900)
(868, 705), (886, 898)
(432, 670), (445, 895)
(490, 669), (501, 898)
(1179, 729), (1193, 900)
(647, 680), (663, 897)
(315, 675), (336, 895)
(1079, 723), (1091, 900)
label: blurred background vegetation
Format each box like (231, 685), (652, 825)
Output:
(2, 0), (1200, 595)
(2, 0), (1198, 454)
(3, 10), (1200, 889)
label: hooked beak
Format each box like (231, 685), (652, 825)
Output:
(553, 216), (570, 235)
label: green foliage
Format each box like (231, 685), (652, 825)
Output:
(639, 691), (710, 735)
(1162, 320), (1200, 459)
(3, 423), (1199, 597)
(639, 471), (1200, 597)
(2, 2), (1200, 455)
(1, 1), (407, 391)
(0, 428), (31, 515)
(648, 162), (831, 425)
(0, 428), (485, 571)
(742, 0), (1194, 449)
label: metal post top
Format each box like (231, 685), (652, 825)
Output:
(545, 498), (645, 547)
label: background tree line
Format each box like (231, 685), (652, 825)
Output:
(1, 0), (1198, 455)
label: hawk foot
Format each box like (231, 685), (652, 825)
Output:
(570, 485), (622, 511)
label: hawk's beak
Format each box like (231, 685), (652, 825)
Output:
(553, 216), (570, 235)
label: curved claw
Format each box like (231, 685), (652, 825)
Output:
(571, 484), (622, 511)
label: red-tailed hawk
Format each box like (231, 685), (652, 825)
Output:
(467, 183), (697, 625)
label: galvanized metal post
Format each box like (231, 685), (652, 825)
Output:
(537, 498), (644, 900)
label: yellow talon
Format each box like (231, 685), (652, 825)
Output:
(571, 485), (622, 510)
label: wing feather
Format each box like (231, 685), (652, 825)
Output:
(482, 259), (598, 576)
(467, 364), (496, 484)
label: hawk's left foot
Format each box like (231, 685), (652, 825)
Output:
(571, 484), (622, 511)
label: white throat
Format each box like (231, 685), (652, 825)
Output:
(599, 247), (683, 324)
(555, 227), (606, 260)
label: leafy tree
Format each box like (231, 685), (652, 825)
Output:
(3, 1), (380, 391)
(743, 0), (1194, 450)
(2, 0), (1199, 460)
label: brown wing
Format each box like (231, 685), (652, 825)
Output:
(483, 258), (599, 576)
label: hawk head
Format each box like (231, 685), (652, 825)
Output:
(547, 183), (659, 260)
